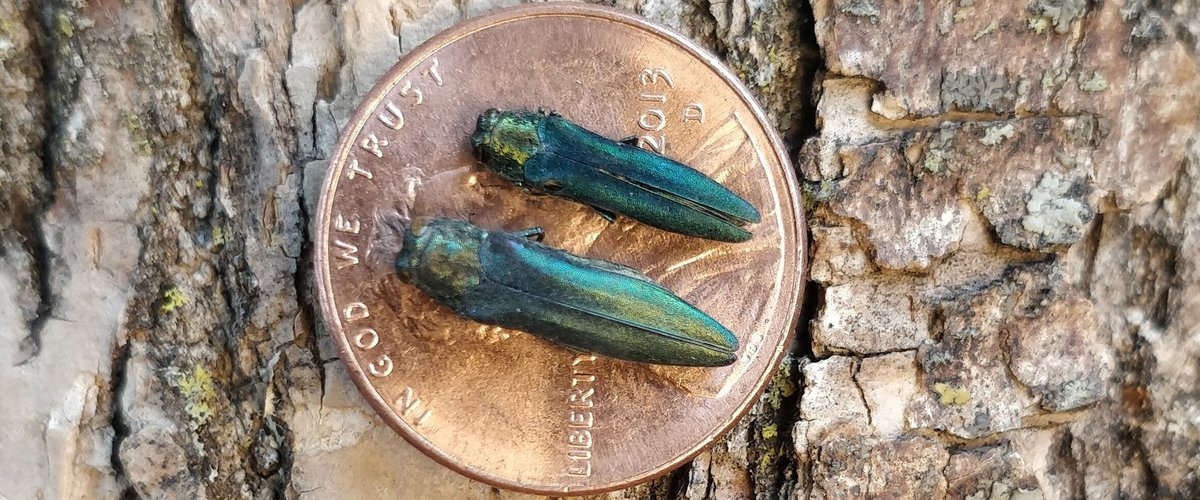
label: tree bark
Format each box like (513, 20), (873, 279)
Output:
(0, 0), (1196, 498)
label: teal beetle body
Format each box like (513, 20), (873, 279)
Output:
(395, 217), (739, 366)
(471, 109), (762, 243)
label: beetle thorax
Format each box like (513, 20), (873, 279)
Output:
(471, 111), (542, 182)
(401, 219), (486, 307)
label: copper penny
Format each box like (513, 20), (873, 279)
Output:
(314, 4), (806, 495)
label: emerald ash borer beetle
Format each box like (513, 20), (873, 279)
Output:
(471, 109), (762, 243)
(395, 217), (739, 366)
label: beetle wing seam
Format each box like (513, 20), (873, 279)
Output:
(477, 273), (734, 355)
(544, 150), (754, 227)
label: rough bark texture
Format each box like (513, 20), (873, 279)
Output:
(0, 0), (1197, 498)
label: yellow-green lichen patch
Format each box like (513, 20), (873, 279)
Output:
(1028, 16), (1052, 34)
(1077, 71), (1108, 92)
(761, 359), (798, 409)
(757, 451), (777, 475)
(750, 360), (797, 475)
(979, 124), (1015, 146)
(840, 0), (880, 19)
(803, 180), (838, 210)
(934, 382), (971, 405)
(124, 114), (152, 155)
(212, 227), (228, 246)
(976, 185), (991, 201)
(941, 71), (1015, 112)
(760, 423), (779, 440)
(1021, 171), (1091, 246)
(1028, 0), (1088, 34)
(922, 129), (956, 176)
(923, 149), (949, 174)
(953, 6), (972, 24)
(1041, 67), (1069, 90)
(161, 287), (188, 313)
(56, 12), (74, 37)
(173, 365), (217, 429)
(973, 21), (998, 41)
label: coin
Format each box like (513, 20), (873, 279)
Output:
(314, 3), (806, 495)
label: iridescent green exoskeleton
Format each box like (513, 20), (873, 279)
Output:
(471, 109), (761, 243)
(395, 217), (739, 366)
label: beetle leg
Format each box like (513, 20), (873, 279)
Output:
(618, 135), (639, 146)
(516, 227), (545, 242)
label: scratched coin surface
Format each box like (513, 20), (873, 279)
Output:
(315, 4), (806, 495)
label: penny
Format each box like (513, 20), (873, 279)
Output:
(314, 3), (806, 495)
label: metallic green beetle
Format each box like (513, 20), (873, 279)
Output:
(395, 217), (739, 366)
(471, 109), (762, 243)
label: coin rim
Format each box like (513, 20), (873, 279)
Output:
(314, 3), (808, 495)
